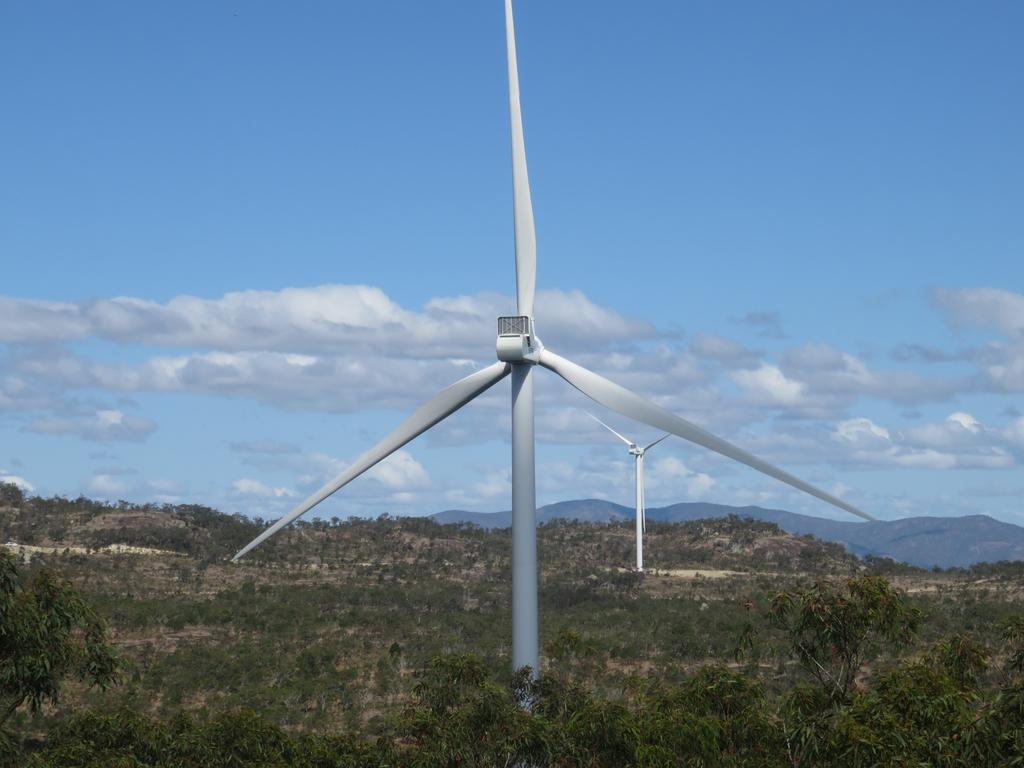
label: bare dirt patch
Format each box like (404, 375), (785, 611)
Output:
(3, 541), (184, 560)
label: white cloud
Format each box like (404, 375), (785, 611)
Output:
(902, 413), (990, 451)
(534, 452), (716, 510)
(974, 341), (1024, 391)
(779, 343), (960, 408)
(827, 413), (1016, 470)
(0, 470), (34, 492)
(71, 351), (488, 412)
(230, 478), (298, 499)
(0, 285), (657, 357)
(685, 472), (715, 497)
(3, 281), (1019, 521)
(230, 440), (301, 455)
(932, 288), (1024, 393)
(1004, 417), (1024, 445)
(933, 287), (1024, 337)
(86, 473), (128, 497)
(296, 449), (429, 492)
(689, 333), (758, 363)
(947, 412), (981, 432)
(783, 344), (872, 389)
(885, 449), (958, 470)
(833, 417), (891, 445)
(0, 284), (659, 417)
(26, 408), (157, 442)
(533, 289), (659, 347)
(366, 450), (429, 489)
(0, 283), (969, 439)
(0, 297), (87, 342)
(731, 364), (806, 407)
(443, 468), (510, 506)
(649, 455), (715, 498)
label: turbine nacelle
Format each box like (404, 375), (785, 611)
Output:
(496, 315), (541, 363)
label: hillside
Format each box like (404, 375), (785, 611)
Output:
(2, 485), (1024, 743)
(432, 499), (1024, 568)
(0, 488), (853, 729)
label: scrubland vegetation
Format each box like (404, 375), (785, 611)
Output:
(3, 482), (1024, 765)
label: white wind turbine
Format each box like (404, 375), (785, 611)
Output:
(587, 412), (669, 573)
(232, 0), (874, 677)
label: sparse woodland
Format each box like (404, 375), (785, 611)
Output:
(2, 483), (1024, 766)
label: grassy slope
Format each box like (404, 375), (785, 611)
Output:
(2, 491), (1023, 736)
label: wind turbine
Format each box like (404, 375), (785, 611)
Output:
(587, 412), (669, 573)
(232, 0), (874, 677)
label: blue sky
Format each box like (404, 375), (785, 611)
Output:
(2, 1), (1022, 525)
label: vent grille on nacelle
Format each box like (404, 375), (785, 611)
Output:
(497, 316), (530, 335)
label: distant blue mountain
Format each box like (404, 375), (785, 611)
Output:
(431, 499), (631, 529)
(429, 499), (1024, 569)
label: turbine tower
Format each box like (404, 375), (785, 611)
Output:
(232, 0), (874, 678)
(587, 413), (669, 572)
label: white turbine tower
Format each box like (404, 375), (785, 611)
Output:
(232, 0), (874, 677)
(587, 413), (668, 572)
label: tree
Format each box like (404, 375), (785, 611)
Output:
(1002, 615), (1024, 677)
(0, 551), (118, 742)
(769, 575), (920, 703)
(0, 483), (23, 509)
(401, 655), (550, 767)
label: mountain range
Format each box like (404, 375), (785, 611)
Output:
(430, 500), (1024, 569)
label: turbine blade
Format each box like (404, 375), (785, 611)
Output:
(644, 434), (671, 452)
(232, 362), (512, 561)
(504, 0), (536, 317)
(539, 349), (873, 522)
(585, 411), (633, 446)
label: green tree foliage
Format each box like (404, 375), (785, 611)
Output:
(1003, 615), (1024, 677)
(22, 615), (1024, 767)
(0, 551), (118, 755)
(10, 492), (1024, 765)
(401, 656), (548, 767)
(34, 707), (385, 768)
(33, 658), (783, 767)
(769, 575), (921, 703)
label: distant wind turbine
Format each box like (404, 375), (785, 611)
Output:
(232, 0), (873, 678)
(587, 412), (669, 572)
